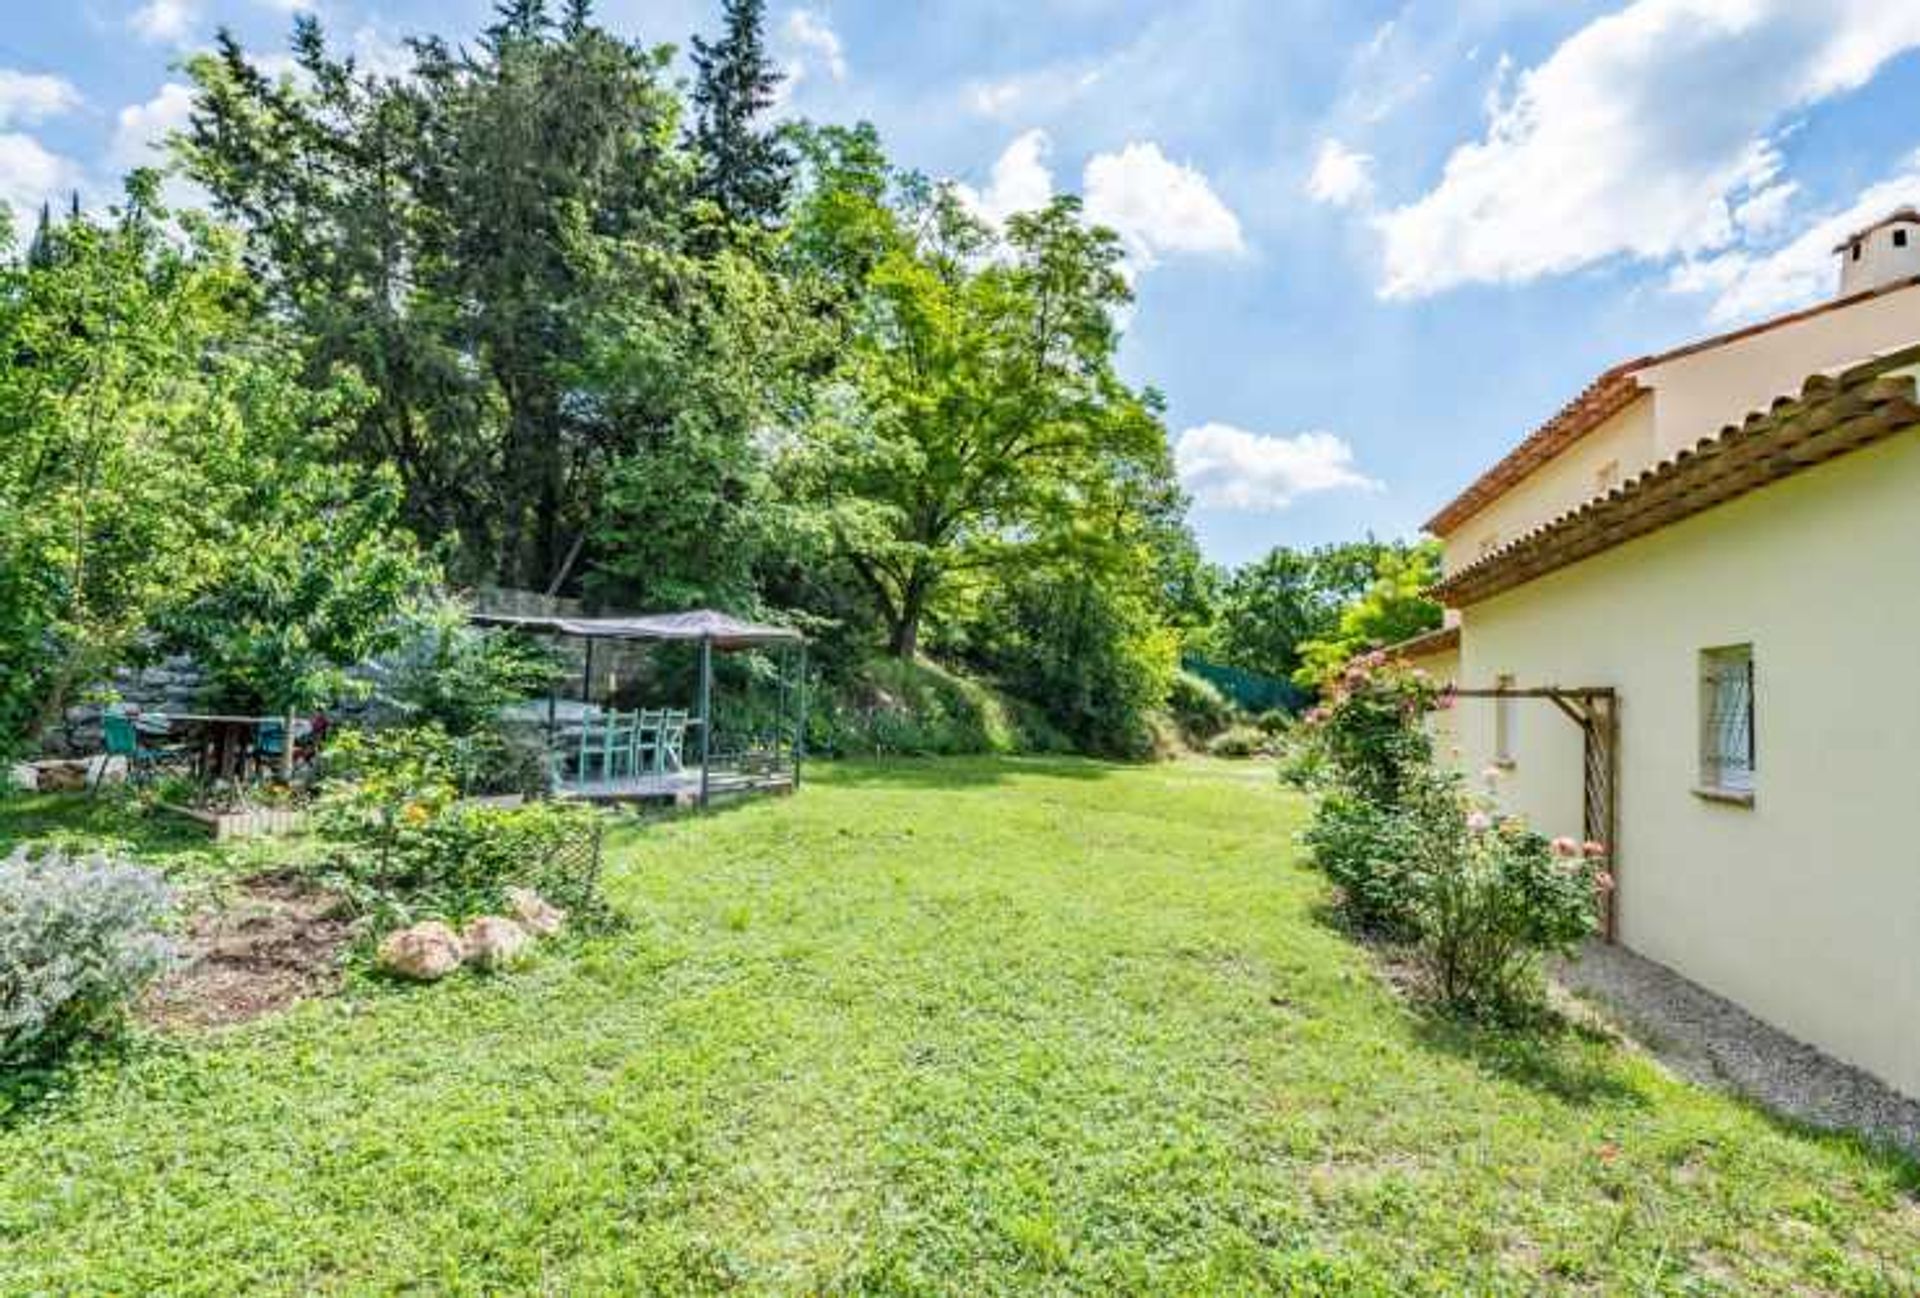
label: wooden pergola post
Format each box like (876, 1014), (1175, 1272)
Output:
(1451, 685), (1620, 941)
(697, 635), (713, 810)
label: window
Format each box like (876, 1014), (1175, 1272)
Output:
(1897, 228), (1911, 249)
(1853, 242), (1864, 261)
(1494, 673), (1517, 767)
(1699, 645), (1755, 801)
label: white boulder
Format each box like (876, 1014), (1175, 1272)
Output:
(376, 921), (466, 981)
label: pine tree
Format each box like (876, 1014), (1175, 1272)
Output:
(689, 0), (792, 227)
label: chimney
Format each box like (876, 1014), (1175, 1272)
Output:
(1834, 207), (1920, 297)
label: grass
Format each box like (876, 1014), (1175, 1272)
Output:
(2, 758), (1917, 1293)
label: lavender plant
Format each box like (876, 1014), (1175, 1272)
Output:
(1, 846), (176, 1065)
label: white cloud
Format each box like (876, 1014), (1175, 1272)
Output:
(0, 71), (82, 127)
(777, 7), (846, 98)
(954, 129), (1056, 227)
(1174, 424), (1379, 511)
(1083, 141), (1246, 267)
(1376, 0), (1920, 300)
(1672, 154), (1920, 322)
(963, 61), (1108, 120)
(131, 0), (199, 44)
(1306, 139), (1375, 208)
(0, 133), (86, 230)
(109, 82), (196, 172)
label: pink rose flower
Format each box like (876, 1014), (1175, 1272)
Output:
(1594, 871), (1616, 893)
(1582, 841), (1607, 859)
(1466, 811), (1494, 832)
(1550, 836), (1580, 859)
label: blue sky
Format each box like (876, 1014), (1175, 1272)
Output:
(8, 0), (1920, 565)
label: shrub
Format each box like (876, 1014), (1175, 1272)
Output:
(1301, 790), (1431, 936)
(315, 726), (605, 927)
(1253, 709), (1292, 738)
(1206, 724), (1267, 759)
(1168, 671), (1235, 745)
(1296, 652), (1610, 1019)
(1301, 651), (1445, 807)
(1416, 816), (1610, 1019)
(1, 846), (176, 1065)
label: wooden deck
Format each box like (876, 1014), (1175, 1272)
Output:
(555, 767), (795, 806)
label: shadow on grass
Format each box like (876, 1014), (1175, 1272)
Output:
(810, 755), (1123, 790)
(0, 793), (218, 866)
(1411, 1009), (1651, 1110)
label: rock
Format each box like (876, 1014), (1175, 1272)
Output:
(504, 887), (567, 938)
(461, 916), (532, 971)
(33, 760), (90, 793)
(7, 763), (35, 792)
(376, 921), (466, 981)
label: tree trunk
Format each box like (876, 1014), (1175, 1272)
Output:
(887, 572), (931, 659)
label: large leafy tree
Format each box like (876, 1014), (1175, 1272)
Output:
(1294, 542), (1446, 687)
(688, 0), (792, 228)
(1206, 540), (1395, 681)
(180, 6), (692, 590)
(796, 188), (1173, 658)
(0, 179), (364, 757)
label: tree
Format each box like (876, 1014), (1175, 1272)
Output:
(156, 464), (433, 721)
(180, 12), (691, 589)
(1208, 539), (1394, 681)
(688, 0), (792, 228)
(1294, 542), (1445, 688)
(0, 177), (349, 758)
(797, 190), (1172, 658)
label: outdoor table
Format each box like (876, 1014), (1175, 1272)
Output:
(140, 713), (308, 783)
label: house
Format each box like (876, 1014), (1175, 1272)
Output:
(1409, 209), (1920, 1102)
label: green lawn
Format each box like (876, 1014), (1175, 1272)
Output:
(2, 760), (1916, 1293)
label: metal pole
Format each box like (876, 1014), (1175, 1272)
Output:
(793, 642), (807, 792)
(697, 635), (713, 809)
(579, 638), (595, 706)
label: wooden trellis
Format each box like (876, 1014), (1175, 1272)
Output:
(1451, 686), (1620, 941)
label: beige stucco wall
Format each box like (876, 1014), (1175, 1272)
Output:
(1642, 280), (1920, 456)
(1454, 430), (1920, 1100)
(1442, 400), (1655, 577)
(1401, 644), (1461, 761)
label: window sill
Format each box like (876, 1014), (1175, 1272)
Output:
(1692, 786), (1755, 808)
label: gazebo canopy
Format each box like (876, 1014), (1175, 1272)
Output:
(471, 608), (804, 650)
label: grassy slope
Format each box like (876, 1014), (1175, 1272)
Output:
(1, 761), (1916, 1294)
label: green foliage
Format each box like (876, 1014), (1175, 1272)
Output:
(0, 180), (372, 761)
(157, 466), (432, 716)
(968, 562), (1180, 759)
(688, 0), (792, 227)
(1205, 724), (1268, 759)
(809, 656), (1067, 757)
(1417, 813), (1610, 1020)
(0, 845), (175, 1066)
(1205, 540), (1394, 682)
(1300, 650), (1442, 807)
(1294, 542), (1445, 689)
(1167, 670), (1235, 745)
(384, 599), (561, 737)
(1299, 652), (1609, 1017)
(314, 725), (600, 925)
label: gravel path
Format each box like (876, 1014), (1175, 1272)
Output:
(1554, 942), (1920, 1154)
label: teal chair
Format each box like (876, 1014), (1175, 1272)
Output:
(103, 712), (178, 785)
(601, 710), (642, 781)
(659, 709), (690, 773)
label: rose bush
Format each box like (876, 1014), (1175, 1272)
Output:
(1297, 651), (1609, 1018)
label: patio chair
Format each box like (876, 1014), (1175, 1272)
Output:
(659, 709), (690, 773)
(103, 711), (184, 786)
(601, 710), (642, 781)
(633, 709), (664, 776)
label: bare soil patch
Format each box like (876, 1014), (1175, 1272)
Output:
(143, 872), (357, 1030)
